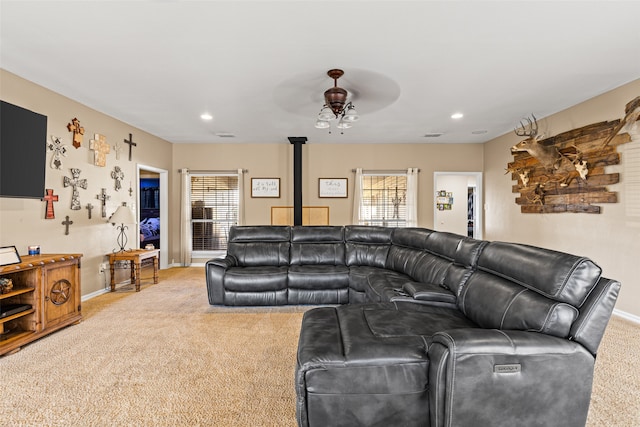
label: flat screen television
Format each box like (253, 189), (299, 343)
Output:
(0, 101), (48, 199)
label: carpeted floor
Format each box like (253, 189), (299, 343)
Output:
(1, 267), (638, 426)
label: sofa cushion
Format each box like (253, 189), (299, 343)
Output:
(423, 231), (464, 260)
(344, 225), (393, 267)
(227, 226), (290, 267)
(348, 266), (402, 293)
(289, 288), (349, 305)
(440, 238), (488, 294)
(390, 227), (434, 249)
(290, 226), (345, 265)
(223, 289), (287, 306)
(410, 252), (452, 287)
(386, 228), (435, 277)
(223, 266), (288, 292)
(459, 270), (579, 338)
(362, 302), (477, 338)
(386, 247), (428, 278)
(289, 265), (349, 289)
(477, 242), (601, 306)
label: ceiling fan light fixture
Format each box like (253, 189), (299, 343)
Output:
(336, 119), (352, 130)
(324, 86), (348, 116)
(318, 106), (335, 121)
(342, 103), (359, 123)
(315, 69), (358, 134)
(315, 119), (330, 129)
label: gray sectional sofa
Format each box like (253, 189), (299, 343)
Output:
(205, 225), (620, 427)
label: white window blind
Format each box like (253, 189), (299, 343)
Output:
(359, 173), (408, 227)
(190, 174), (238, 253)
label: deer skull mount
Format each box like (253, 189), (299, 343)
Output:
(511, 114), (587, 188)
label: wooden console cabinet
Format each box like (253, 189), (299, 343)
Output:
(0, 254), (82, 356)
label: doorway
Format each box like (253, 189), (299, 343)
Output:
(433, 172), (483, 239)
(137, 164), (168, 269)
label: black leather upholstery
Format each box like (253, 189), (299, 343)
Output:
(204, 225), (620, 426)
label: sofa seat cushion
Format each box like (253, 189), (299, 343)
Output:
(348, 266), (406, 293)
(361, 302), (477, 339)
(223, 266), (288, 291)
(366, 274), (414, 302)
(289, 265), (349, 289)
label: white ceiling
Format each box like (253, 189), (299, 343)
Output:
(1, 1), (639, 145)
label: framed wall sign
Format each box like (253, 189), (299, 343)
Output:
(0, 245), (22, 266)
(251, 178), (280, 198)
(319, 178), (348, 198)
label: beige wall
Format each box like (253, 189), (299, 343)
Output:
(483, 78), (640, 318)
(0, 70), (173, 296)
(170, 142), (484, 260)
(433, 174), (471, 236)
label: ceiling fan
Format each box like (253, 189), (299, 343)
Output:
(272, 68), (401, 121)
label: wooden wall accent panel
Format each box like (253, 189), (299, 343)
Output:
(271, 206), (329, 225)
(508, 120), (632, 214)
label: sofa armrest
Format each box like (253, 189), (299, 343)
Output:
(428, 328), (595, 427)
(205, 256), (237, 304)
(402, 282), (456, 304)
(207, 255), (237, 269)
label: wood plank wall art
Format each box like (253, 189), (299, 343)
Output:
(507, 96), (639, 214)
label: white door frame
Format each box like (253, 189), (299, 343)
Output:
(433, 171), (483, 239)
(137, 164), (169, 269)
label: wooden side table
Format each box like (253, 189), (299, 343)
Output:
(108, 249), (160, 292)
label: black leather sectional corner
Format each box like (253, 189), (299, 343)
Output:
(205, 225), (620, 427)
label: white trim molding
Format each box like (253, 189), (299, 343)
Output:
(613, 308), (640, 325)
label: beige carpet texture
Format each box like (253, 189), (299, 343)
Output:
(1, 267), (638, 426)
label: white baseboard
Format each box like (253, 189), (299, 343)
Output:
(81, 288), (110, 302)
(613, 308), (640, 325)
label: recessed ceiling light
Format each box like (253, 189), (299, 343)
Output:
(215, 132), (236, 138)
(451, 112), (464, 119)
(471, 130), (488, 135)
(200, 113), (213, 121)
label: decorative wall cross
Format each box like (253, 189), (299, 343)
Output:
(90, 133), (110, 167)
(47, 136), (68, 170)
(96, 188), (111, 218)
(67, 118), (85, 149)
(42, 189), (59, 219)
(111, 166), (125, 191)
(124, 133), (137, 161)
(63, 168), (88, 210)
(86, 203), (94, 219)
(62, 216), (73, 235)
(113, 140), (123, 160)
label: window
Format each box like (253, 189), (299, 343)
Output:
(358, 173), (408, 227)
(190, 174), (239, 254)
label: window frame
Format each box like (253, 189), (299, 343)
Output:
(357, 171), (409, 228)
(190, 172), (240, 257)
